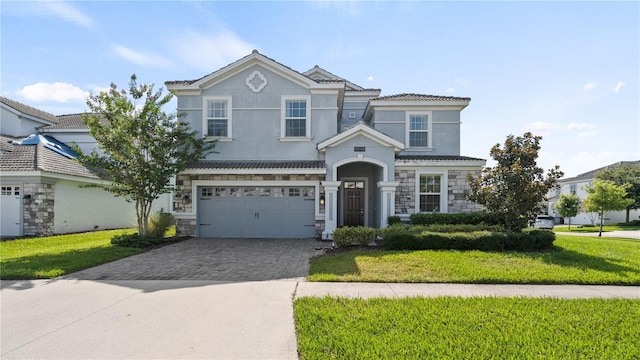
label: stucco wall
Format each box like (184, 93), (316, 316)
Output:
(53, 179), (171, 234)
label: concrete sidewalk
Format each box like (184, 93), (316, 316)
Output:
(2, 279), (639, 359)
(557, 229), (640, 239)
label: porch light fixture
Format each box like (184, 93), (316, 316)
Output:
(320, 195), (325, 205)
(182, 194), (190, 203)
(23, 194), (31, 204)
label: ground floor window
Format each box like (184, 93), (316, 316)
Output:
(419, 175), (441, 212)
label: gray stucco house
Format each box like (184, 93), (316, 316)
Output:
(166, 50), (485, 239)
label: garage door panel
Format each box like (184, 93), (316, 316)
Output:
(198, 186), (316, 238)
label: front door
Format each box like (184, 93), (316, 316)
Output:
(344, 182), (364, 227)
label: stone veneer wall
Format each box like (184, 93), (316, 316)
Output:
(394, 169), (416, 215)
(394, 169), (482, 216)
(174, 173), (326, 237)
(447, 170), (483, 213)
(23, 183), (55, 236)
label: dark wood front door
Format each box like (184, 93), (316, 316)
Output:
(344, 188), (364, 227)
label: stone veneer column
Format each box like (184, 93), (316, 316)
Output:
(378, 181), (400, 228)
(23, 183), (55, 236)
(321, 181), (341, 240)
(394, 169), (416, 215)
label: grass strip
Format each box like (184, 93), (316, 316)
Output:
(294, 296), (640, 359)
(0, 229), (142, 279)
(308, 235), (640, 284)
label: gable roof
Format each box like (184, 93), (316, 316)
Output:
(0, 96), (59, 125)
(166, 50), (345, 93)
(303, 65), (364, 91)
(0, 134), (99, 179)
(317, 121), (405, 153)
(560, 160), (640, 183)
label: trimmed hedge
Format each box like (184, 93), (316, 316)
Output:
(410, 212), (501, 226)
(387, 216), (402, 226)
(384, 228), (555, 252)
(111, 234), (166, 248)
(332, 226), (379, 247)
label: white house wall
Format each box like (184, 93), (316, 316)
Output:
(548, 180), (639, 225)
(53, 179), (171, 233)
(1, 108), (45, 137)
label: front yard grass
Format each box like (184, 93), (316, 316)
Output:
(1, 229), (143, 279)
(308, 235), (640, 284)
(294, 296), (640, 359)
(554, 224), (640, 232)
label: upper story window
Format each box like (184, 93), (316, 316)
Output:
(406, 111), (432, 148)
(203, 96), (232, 140)
(281, 96), (311, 141)
(570, 184), (577, 195)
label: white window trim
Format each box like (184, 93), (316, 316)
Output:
(280, 95), (312, 141)
(202, 96), (233, 141)
(414, 170), (448, 213)
(406, 111), (433, 150)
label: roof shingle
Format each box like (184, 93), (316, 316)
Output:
(0, 97), (59, 124)
(186, 160), (326, 170)
(372, 93), (471, 102)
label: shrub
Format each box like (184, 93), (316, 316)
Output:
(387, 216), (402, 226)
(409, 224), (504, 233)
(618, 220), (640, 226)
(148, 212), (174, 238)
(410, 212), (500, 226)
(111, 233), (165, 248)
(332, 226), (379, 247)
(384, 228), (555, 252)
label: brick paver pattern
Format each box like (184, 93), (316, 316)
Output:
(63, 238), (331, 281)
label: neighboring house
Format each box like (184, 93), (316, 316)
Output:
(0, 97), (169, 237)
(547, 161), (640, 225)
(166, 50), (485, 239)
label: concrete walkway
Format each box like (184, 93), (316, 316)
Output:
(2, 279), (639, 359)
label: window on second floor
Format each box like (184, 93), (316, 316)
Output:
(203, 96), (232, 139)
(406, 111), (432, 148)
(570, 184), (577, 195)
(281, 96), (311, 140)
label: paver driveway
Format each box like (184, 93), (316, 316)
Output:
(63, 238), (331, 281)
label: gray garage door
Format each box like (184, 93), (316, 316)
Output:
(197, 186), (317, 238)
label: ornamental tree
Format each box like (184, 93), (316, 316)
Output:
(77, 75), (217, 236)
(595, 162), (640, 223)
(466, 132), (563, 232)
(583, 180), (634, 236)
(554, 193), (581, 230)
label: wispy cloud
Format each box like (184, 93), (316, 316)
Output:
(445, 87), (455, 93)
(112, 45), (172, 68)
(367, 75), (374, 81)
(168, 30), (256, 72)
(455, 78), (471, 88)
(17, 82), (88, 103)
(613, 80), (625, 93)
(3, 0), (94, 29)
(531, 121), (559, 131)
(583, 82), (597, 90)
(566, 122), (598, 137)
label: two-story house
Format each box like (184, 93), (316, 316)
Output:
(167, 51), (485, 239)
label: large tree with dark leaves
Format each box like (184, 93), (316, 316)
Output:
(467, 132), (563, 232)
(78, 75), (216, 235)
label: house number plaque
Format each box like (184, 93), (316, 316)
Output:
(354, 146), (366, 152)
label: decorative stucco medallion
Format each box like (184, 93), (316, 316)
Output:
(245, 70), (268, 93)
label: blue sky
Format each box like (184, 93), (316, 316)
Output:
(2, 1), (638, 178)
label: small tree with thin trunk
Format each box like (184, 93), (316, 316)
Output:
(554, 193), (580, 230)
(77, 75), (216, 236)
(583, 180), (634, 236)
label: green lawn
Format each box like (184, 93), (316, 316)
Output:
(294, 296), (640, 359)
(308, 235), (640, 284)
(554, 225), (640, 232)
(0, 229), (143, 279)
